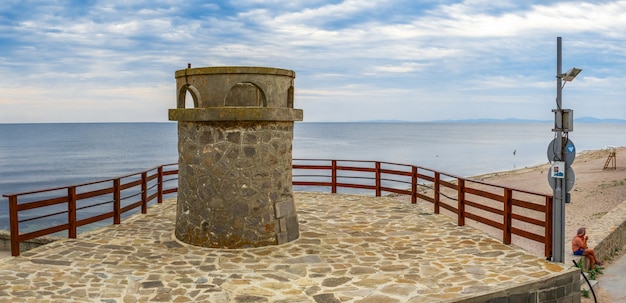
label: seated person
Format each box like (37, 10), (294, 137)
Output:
(572, 227), (603, 270)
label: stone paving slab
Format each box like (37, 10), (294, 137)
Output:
(0, 192), (574, 302)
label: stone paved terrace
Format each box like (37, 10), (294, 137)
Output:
(0, 192), (579, 303)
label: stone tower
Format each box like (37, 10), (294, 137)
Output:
(169, 66), (303, 248)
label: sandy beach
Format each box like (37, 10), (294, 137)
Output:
(473, 146), (626, 250)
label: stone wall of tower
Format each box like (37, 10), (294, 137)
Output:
(169, 66), (302, 248)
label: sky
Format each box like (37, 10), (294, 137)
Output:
(0, 0), (625, 123)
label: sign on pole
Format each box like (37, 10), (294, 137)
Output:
(547, 165), (575, 193)
(547, 138), (576, 165)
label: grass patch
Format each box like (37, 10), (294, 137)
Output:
(591, 212), (607, 219)
(576, 258), (604, 280)
(582, 289), (590, 298)
(588, 267), (603, 280)
(598, 179), (626, 189)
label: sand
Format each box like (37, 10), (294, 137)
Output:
(472, 146), (626, 303)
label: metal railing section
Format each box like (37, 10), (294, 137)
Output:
(2, 164), (178, 256)
(293, 159), (553, 258)
(3, 160), (552, 258)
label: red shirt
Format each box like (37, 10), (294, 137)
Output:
(572, 235), (587, 252)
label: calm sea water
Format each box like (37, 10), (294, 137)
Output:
(1, 122), (625, 230)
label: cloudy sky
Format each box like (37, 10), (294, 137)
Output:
(0, 0), (624, 123)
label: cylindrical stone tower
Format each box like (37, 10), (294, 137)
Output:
(168, 66), (303, 248)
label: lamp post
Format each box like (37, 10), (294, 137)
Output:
(550, 37), (581, 262)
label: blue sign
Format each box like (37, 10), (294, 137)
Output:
(547, 138), (576, 166)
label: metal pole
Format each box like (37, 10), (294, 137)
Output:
(552, 37), (565, 262)
(556, 37), (562, 111)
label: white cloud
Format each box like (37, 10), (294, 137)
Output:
(271, 0), (387, 23)
(0, 0), (625, 123)
(372, 62), (430, 73)
(422, 0), (626, 38)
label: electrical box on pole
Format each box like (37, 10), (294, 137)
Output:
(552, 109), (573, 132)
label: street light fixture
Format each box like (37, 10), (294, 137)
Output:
(560, 67), (583, 82)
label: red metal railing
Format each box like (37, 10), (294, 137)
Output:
(2, 164), (178, 256)
(292, 159), (554, 258)
(2, 160), (553, 258)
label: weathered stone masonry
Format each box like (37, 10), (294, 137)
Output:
(169, 66), (302, 249)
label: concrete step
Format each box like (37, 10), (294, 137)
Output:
(580, 272), (599, 292)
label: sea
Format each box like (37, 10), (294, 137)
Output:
(1, 121), (625, 231)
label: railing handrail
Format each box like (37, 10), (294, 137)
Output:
(2, 163), (179, 256)
(293, 158), (543, 195)
(294, 158), (549, 196)
(2, 163), (179, 197)
(292, 159), (553, 258)
(3, 159), (553, 259)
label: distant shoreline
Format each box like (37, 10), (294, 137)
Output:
(2, 117), (625, 125)
(350, 117), (626, 124)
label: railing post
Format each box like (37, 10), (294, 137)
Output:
(114, 178), (121, 224)
(434, 172), (440, 214)
(411, 166), (417, 204)
(546, 196), (554, 259)
(141, 172), (148, 214)
(375, 162), (381, 197)
(8, 195), (20, 256)
(68, 186), (77, 239)
(457, 178), (465, 226)
(331, 160), (337, 194)
(503, 188), (513, 244)
(157, 166), (164, 204)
